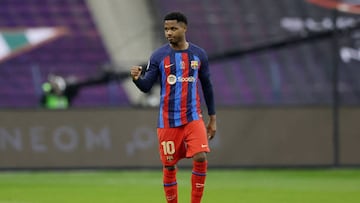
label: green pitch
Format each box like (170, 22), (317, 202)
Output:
(0, 169), (359, 203)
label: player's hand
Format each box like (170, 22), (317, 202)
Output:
(207, 115), (216, 140)
(130, 66), (143, 81)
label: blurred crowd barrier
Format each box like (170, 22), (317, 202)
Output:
(0, 107), (359, 169)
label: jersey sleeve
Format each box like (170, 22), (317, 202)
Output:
(198, 50), (216, 115)
(133, 54), (160, 93)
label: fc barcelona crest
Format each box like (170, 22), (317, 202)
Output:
(191, 60), (199, 69)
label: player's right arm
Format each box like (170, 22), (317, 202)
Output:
(130, 66), (143, 81)
(130, 60), (159, 93)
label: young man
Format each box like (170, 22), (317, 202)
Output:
(130, 12), (216, 203)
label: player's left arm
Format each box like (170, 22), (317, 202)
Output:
(198, 52), (217, 140)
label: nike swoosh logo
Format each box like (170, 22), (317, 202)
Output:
(165, 64), (174, 68)
(201, 144), (208, 148)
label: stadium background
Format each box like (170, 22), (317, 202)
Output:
(0, 0), (360, 170)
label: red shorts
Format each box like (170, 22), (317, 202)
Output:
(157, 119), (210, 166)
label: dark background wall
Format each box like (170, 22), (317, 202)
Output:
(1, 107), (358, 169)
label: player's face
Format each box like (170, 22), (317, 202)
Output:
(164, 20), (186, 45)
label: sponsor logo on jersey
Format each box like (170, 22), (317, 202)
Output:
(177, 76), (195, 82)
(167, 74), (177, 85)
(167, 75), (196, 85)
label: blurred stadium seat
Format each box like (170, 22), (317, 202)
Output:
(0, 0), (359, 108)
(154, 0), (360, 106)
(0, 0), (129, 108)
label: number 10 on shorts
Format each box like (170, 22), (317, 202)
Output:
(161, 141), (175, 155)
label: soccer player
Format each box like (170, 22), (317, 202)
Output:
(130, 11), (216, 203)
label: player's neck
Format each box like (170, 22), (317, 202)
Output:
(170, 41), (189, 51)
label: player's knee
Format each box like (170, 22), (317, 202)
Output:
(164, 165), (176, 171)
(193, 152), (207, 162)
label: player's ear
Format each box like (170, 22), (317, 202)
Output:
(179, 22), (187, 31)
(182, 24), (187, 32)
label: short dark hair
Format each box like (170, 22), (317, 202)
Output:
(164, 12), (188, 25)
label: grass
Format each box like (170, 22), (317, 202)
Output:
(0, 169), (359, 203)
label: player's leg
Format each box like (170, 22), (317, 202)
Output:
(157, 127), (186, 203)
(184, 119), (210, 203)
(191, 152), (208, 203)
(163, 165), (178, 203)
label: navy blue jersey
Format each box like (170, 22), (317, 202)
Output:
(134, 43), (215, 128)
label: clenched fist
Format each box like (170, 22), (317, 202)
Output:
(130, 66), (142, 81)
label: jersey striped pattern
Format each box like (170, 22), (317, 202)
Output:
(158, 51), (201, 128)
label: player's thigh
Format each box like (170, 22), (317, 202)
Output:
(157, 127), (186, 166)
(184, 119), (210, 158)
